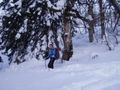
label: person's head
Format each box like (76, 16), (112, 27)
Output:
(49, 44), (54, 48)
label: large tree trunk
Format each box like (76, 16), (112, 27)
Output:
(62, 0), (76, 61)
(62, 16), (73, 60)
(99, 0), (105, 39)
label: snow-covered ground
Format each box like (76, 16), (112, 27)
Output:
(0, 37), (120, 90)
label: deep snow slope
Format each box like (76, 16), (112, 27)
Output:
(0, 37), (120, 90)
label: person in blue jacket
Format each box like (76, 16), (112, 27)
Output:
(48, 44), (56, 69)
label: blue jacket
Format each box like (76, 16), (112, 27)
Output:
(48, 48), (56, 58)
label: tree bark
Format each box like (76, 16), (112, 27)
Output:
(62, 0), (76, 61)
(99, 0), (105, 39)
(88, 0), (94, 42)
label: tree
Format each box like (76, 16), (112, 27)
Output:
(62, 0), (76, 60)
(0, 0), (120, 65)
(0, 0), (62, 64)
(108, 0), (120, 15)
(99, 0), (105, 39)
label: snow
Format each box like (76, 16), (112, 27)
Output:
(86, 15), (93, 21)
(0, 0), (120, 89)
(0, 52), (8, 69)
(15, 33), (21, 39)
(0, 8), (5, 16)
(0, 0), (3, 3)
(14, 0), (22, 8)
(47, 0), (66, 10)
(0, 35), (120, 90)
(56, 0), (66, 9)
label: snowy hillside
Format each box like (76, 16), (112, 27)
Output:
(0, 37), (120, 90)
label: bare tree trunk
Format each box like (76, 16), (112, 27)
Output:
(88, 22), (94, 42)
(99, 0), (105, 39)
(62, 17), (73, 60)
(88, 0), (94, 42)
(62, 0), (76, 61)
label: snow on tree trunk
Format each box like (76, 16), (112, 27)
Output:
(62, 16), (73, 61)
(62, 0), (77, 61)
